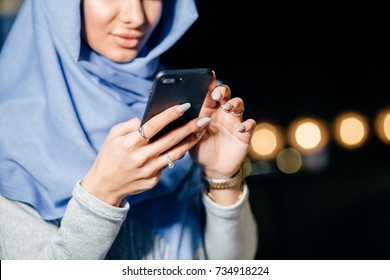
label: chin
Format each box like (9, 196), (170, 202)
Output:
(106, 50), (138, 63)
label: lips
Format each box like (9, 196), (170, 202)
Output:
(112, 33), (143, 49)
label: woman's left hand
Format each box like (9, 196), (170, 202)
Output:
(190, 73), (256, 179)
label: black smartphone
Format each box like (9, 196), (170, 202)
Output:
(141, 68), (213, 142)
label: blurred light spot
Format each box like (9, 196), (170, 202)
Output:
(296, 122), (321, 149)
(288, 118), (329, 154)
(249, 122), (284, 160)
(375, 108), (390, 144)
(276, 148), (302, 174)
(333, 111), (369, 149)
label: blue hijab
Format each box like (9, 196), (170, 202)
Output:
(0, 0), (205, 258)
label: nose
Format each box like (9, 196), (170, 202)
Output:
(119, 0), (145, 27)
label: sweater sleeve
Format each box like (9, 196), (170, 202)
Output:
(202, 182), (258, 260)
(0, 181), (129, 259)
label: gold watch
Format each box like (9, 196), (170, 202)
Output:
(204, 157), (252, 189)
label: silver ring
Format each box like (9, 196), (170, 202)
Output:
(138, 126), (150, 140)
(195, 130), (205, 140)
(165, 153), (174, 169)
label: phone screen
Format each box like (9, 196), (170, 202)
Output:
(141, 68), (213, 141)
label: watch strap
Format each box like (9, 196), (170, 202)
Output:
(204, 157), (252, 189)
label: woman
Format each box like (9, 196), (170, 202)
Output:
(0, 0), (258, 259)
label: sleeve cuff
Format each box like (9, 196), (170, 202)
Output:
(202, 181), (250, 219)
(73, 180), (129, 221)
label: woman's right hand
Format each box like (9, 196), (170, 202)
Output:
(81, 103), (210, 206)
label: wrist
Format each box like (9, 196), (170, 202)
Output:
(204, 166), (243, 189)
(80, 176), (123, 207)
(203, 157), (251, 205)
(205, 184), (243, 205)
(202, 168), (240, 179)
(203, 157), (251, 190)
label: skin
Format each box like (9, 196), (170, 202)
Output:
(83, 0), (162, 63)
(81, 0), (257, 206)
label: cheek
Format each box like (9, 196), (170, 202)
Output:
(145, 3), (163, 30)
(83, 2), (116, 38)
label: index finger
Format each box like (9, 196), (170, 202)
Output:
(138, 103), (191, 141)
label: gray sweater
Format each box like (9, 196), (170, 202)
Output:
(0, 181), (258, 260)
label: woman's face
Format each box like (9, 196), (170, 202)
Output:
(83, 0), (163, 63)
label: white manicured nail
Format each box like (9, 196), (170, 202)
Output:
(177, 103), (191, 113)
(212, 91), (222, 100)
(222, 103), (233, 110)
(197, 117), (211, 127)
(237, 125), (245, 132)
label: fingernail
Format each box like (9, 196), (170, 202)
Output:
(195, 130), (206, 140)
(197, 117), (211, 127)
(177, 103), (191, 113)
(222, 103), (233, 110)
(212, 91), (222, 100)
(237, 125), (245, 132)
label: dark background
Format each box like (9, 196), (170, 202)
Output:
(162, 0), (390, 259)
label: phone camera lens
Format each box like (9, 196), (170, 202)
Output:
(162, 78), (176, 84)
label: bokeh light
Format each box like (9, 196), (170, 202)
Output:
(276, 148), (302, 174)
(333, 111), (369, 149)
(288, 117), (329, 154)
(375, 108), (390, 144)
(249, 122), (285, 160)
